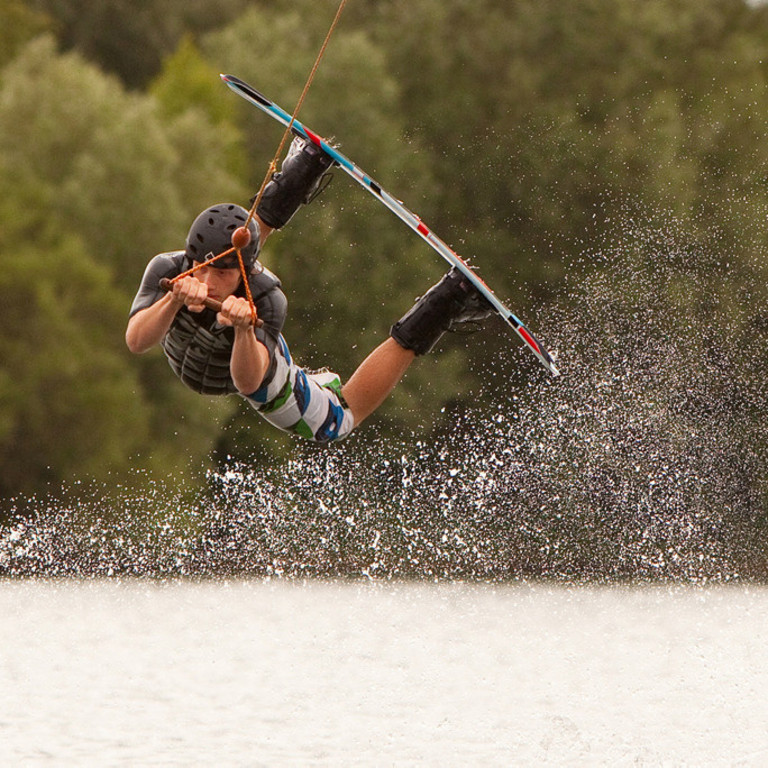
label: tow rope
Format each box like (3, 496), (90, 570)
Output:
(166, 0), (348, 324)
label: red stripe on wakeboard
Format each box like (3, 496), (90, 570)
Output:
(517, 327), (541, 354)
(304, 128), (323, 146)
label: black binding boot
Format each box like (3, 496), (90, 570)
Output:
(255, 136), (336, 229)
(390, 268), (494, 355)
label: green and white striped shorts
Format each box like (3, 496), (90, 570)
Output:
(242, 334), (355, 443)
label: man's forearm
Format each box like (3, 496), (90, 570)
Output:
(230, 327), (270, 395)
(125, 293), (182, 354)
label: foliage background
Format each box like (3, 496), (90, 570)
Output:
(1, 0), (767, 578)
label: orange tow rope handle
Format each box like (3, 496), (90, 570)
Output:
(159, 278), (264, 328)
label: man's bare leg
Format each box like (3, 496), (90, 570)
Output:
(343, 268), (493, 430)
(342, 338), (415, 428)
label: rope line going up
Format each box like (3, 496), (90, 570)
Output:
(168, 0), (348, 323)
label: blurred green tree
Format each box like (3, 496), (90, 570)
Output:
(25, 0), (251, 88)
(0, 36), (242, 504)
(3, 0), (768, 526)
(0, 174), (147, 498)
(0, 0), (50, 68)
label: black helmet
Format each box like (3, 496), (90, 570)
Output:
(185, 204), (260, 270)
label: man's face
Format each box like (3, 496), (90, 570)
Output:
(192, 263), (242, 302)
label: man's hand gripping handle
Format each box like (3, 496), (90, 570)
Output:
(159, 278), (264, 328)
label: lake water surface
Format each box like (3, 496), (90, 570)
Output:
(1, 580), (766, 766)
